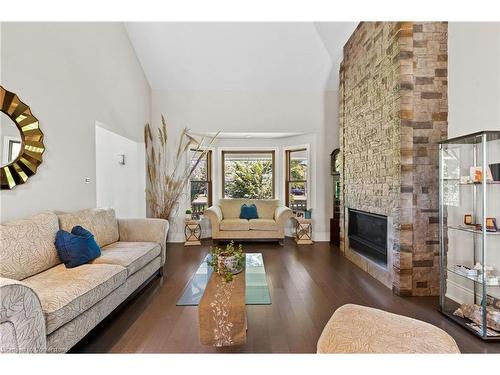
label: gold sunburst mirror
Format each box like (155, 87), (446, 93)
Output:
(1, 86), (45, 189)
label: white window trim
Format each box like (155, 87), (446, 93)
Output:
(283, 144), (312, 210)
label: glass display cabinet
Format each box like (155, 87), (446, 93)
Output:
(439, 131), (500, 340)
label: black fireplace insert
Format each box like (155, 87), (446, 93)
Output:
(348, 208), (388, 266)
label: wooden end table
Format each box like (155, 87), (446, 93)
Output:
(292, 217), (313, 245)
(184, 219), (202, 246)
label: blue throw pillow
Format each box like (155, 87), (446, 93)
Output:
(55, 226), (101, 268)
(240, 204), (259, 220)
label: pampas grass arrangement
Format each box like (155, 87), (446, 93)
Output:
(145, 115), (219, 220)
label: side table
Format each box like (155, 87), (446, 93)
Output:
(292, 217), (313, 245)
(184, 219), (202, 246)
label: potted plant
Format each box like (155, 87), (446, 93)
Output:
(185, 208), (192, 220)
(207, 241), (245, 282)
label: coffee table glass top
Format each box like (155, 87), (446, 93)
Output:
(176, 253), (271, 306)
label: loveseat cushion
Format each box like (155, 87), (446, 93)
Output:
(0, 212), (60, 280)
(93, 242), (161, 277)
(252, 200), (279, 219)
(57, 208), (119, 248)
(249, 219), (278, 231)
(23, 263), (127, 334)
(219, 219), (250, 231)
(219, 199), (247, 219)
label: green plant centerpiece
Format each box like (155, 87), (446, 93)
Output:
(207, 241), (245, 282)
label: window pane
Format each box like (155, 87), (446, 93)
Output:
(224, 152), (274, 199)
(190, 151), (207, 181)
(289, 150), (307, 181)
(190, 150), (210, 218)
(289, 181), (307, 211)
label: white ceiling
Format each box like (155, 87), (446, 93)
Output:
(125, 22), (357, 91)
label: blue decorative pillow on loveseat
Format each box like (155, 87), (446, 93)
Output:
(55, 225), (101, 268)
(240, 204), (259, 220)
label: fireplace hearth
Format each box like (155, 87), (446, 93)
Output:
(348, 209), (388, 266)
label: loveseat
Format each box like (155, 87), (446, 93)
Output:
(0, 208), (169, 353)
(204, 199), (292, 245)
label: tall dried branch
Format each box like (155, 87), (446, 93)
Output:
(145, 116), (219, 220)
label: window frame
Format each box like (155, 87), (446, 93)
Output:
(189, 149), (213, 211)
(221, 149), (276, 199)
(285, 147), (308, 208)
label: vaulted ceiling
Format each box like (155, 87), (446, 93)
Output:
(125, 22), (357, 91)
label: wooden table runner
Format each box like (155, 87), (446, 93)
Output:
(199, 271), (247, 346)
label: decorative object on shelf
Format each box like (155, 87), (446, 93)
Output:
(470, 166), (493, 183)
(464, 214), (473, 225)
(460, 175), (472, 184)
(144, 115), (219, 220)
(473, 262), (496, 277)
(292, 216), (313, 245)
(185, 208), (192, 220)
(207, 241), (245, 282)
(330, 148), (340, 176)
(490, 163), (500, 181)
(1, 86), (45, 190)
(453, 304), (500, 333)
(304, 208), (312, 219)
(294, 210), (305, 218)
(184, 219), (202, 246)
(486, 217), (498, 232)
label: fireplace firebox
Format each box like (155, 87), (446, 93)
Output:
(348, 209), (388, 266)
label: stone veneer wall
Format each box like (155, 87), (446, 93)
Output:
(339, 22), (448, 296)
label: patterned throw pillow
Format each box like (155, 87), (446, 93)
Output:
(240, 204), (259, 220)
(55, 226), (101, 268)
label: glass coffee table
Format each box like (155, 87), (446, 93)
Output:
(177, 253), (271, 306)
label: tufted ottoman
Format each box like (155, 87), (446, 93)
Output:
(317, 304), (460, 353)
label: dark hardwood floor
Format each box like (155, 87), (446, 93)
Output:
(71, 239), (500, 353)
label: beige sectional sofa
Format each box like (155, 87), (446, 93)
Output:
(0, 208), (169, 353)
(204, 199), (292, 244)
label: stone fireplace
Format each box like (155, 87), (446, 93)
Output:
(338, 22), (448, 296)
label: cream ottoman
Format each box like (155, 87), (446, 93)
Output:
(317, 304), (460, 353)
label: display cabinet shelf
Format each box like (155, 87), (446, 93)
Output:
(447, 266), (500, 286)
(446, 225), (500, 235)
(439, 130), (500, 341)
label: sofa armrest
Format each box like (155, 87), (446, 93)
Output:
(204, 206), (223, 224)
(204, 206), (223, 237)
(0, 278), (46, 353)
(275, 206), (293, 227)
(117, 218), (169, 266)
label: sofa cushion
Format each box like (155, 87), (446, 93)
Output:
(93, 242), (161, 277)
(240, 204), (259, 220)
(58, 208), (119, 248)
(219, 199), (247, 219)
(219, 219), (250, 231)
(249, 219), (278, 231)
(23, 263), (127, 334)
(251, 200), (279, 219)
(0, 212), (60, 280)
(55, 226), (101, 268)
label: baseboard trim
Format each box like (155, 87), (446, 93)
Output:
(167, 231), (331, 243)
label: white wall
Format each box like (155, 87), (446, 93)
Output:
(95, 124), (146, 218)
(0, 23), (151, 222)
(152, 89), (339, 242)
(449, 22), (500, 137)
(446, 23), (500, 303)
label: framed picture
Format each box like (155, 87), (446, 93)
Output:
(464, 214), (473, 225)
